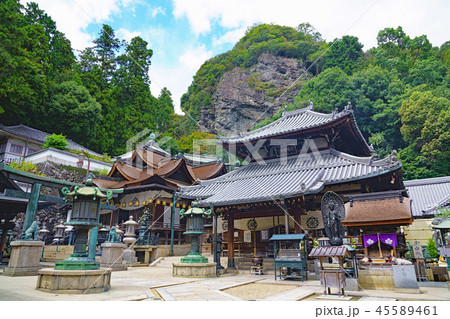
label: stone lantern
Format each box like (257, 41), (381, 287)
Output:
(122, 216), (138, 265)
(123, 216), (138, 247)
(38, 225), (50, 242)
(180, 202), (212, 263)
(54, 178), (113, 270)
(53, 220), (66, 244)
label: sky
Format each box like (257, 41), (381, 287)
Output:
(20, 0), (450, 114)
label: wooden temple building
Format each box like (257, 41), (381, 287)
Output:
(179, 103), (411, 268)
(93, 137), (227, 245)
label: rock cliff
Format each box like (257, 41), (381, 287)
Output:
(197, 53), (307, 136)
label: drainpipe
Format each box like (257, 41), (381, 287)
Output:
(169, 192), (178, 256)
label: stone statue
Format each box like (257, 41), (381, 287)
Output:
(20, 221), (40, 240)
(107, 226), (120, 243)
(321, 191), (346, 246)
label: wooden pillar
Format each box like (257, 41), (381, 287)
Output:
(292, 204), (302, 234)
(284, 212), (289, 234)
(0, 228), (8, 253)
(227, 213), (236, 269)
(164, 231), (169, 245)
(282, 199), (289, 234)
(109, 211), (114, 228)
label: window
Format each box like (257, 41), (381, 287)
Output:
(9, 144), (23, 155)
(26, 148), (39, 155)
(0, 143), (6, 153)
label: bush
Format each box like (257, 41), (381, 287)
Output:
(42, 134), (68, 150)
(427, 238), (438, 258)
(8, 160), (45, 176)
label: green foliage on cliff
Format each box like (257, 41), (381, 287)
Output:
(180, 23), (326, 132)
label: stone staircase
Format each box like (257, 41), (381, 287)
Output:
(42, 245), (74, 262)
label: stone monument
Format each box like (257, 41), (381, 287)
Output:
(100, 226), (127, 271)
(3, 221), (44, 276)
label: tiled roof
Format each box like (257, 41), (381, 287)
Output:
(179, 148), (401, 206)
(309, 246), (349, 257)
(0, 124), (102, 157)
(404, 176), (450, 217)
(218, 105), (369, 150)
(134, 148), (168, 168)
(191, 162), (226, 180)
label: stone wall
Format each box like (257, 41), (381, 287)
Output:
(358, 268), (395, 290)
(151, 245), (191, 259)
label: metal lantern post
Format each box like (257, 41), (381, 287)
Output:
(180, 202), (212, 263)
(54, 178), (113, 270)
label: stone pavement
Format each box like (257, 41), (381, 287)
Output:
(0, 260), (449, 301)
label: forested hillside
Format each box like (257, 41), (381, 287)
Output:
(0, 0), (448, 180)
(181, 24), (449, 180)
(0, 0), (182, 156)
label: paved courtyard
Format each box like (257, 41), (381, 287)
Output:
(1, 258), (450, 302)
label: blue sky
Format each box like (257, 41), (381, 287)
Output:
(21, 0), (450, 114)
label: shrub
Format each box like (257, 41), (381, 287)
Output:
(427, 238), (438, 258)
(42, 134), (68, 150)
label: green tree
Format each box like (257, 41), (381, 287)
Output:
(0, 0), (49, 125)
(93, 24), (122, 84)
(156, 88), (175, 132)
(294, 67), (352, 113)
(44, 81), (102, 146)
(23, 2), (75, 78)
(399, 90), (450, 178)
(42, 134), (68, 150)
(323, 35), (363, 74)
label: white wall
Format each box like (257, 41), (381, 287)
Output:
(25, 148), (112, 172)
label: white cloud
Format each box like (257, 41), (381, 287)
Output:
(213, 27), (247, 47)
(150, 6), (166, 18)
(116, 28), (141, 43)
(149, 45), (213, 114)
(172, 0), (450, 49)
(179, 45), (213, 73)
(20, 0), (133, 50)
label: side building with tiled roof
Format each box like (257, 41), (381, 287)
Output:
(0, 123), (102, 163)
(403, 176), (450, 245)
(93, 136), (227, 249)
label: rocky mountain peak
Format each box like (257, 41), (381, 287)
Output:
(197, 53), (307, 136)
